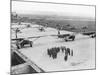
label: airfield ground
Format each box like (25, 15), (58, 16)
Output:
(11, 23), (95, 72)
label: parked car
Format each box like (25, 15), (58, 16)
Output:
(58, 34), (75, 41)
(64, 34), (75, 41)
(15, 38), (33, 49)
(82, 32), (96, 38)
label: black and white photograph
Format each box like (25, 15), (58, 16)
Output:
(11, 0), (96, 74)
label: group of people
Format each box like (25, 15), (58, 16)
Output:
(47, 47), (60, 59)
(47, 46), (73, 61)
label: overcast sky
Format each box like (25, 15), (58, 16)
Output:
(12, 1), (95, 18)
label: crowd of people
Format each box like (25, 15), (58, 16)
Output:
(47, 46), (73, 61)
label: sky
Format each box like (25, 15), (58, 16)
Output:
(12, 1), (95, 18)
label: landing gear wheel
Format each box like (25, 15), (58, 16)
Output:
(30, 42), (33, 47)
(65, 39), (68, 42)
(72, 38), (74, 41)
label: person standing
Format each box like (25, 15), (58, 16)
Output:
(71, 49), (73, 56)
(64, 49), (69, 61)
(67, 48), (70, 56)
(64, 55), (68, 61)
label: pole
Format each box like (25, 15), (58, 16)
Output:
(15, 28), (18, 39)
